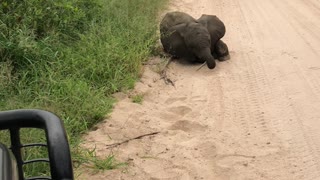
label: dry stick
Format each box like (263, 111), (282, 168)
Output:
(196, 62), (207, 71)
(159, 58), (172, 76)
(160, 58), (175, 86)
(106, 131), (160, 149)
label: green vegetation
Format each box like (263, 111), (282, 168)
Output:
(73, 147), (127, 172)
(0, 0), (167, 176)
(131, 94), (144, 104)
(92, 155), (127, 171)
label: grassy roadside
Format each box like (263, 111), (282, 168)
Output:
(0, 0), (168, 176)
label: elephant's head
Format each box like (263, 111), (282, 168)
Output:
(180, 22), (216, 69)
(160, 11), (197, 54)
(160, 11), (197, 36)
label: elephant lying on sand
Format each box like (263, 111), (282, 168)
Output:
(160, 11), (216, 69)
(197, 14), (230, 61)
(160, 12), (230, 69)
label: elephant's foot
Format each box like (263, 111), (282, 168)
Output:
(218, 54), (230, 61)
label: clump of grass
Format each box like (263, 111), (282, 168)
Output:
(73, 147), (127, 172)
(92, 155), (127, 171)
(131, 94), (144, 104)
(0, 0), (168, 176)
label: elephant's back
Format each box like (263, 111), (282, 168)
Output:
(198, 15), (226, 42)
(160, 11), (197, 34)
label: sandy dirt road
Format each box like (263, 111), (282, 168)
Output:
(81, 0), (320, 179)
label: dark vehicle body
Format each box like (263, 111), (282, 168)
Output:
(0, 109), (74, 180)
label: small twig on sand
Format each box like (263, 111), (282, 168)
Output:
(106, 131), (160, 149)
(160, 58), (175, 86)
(196, 62), (207, 71)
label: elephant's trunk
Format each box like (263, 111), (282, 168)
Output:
(199, 48), (216, 69)
(206, 57), (216, 69)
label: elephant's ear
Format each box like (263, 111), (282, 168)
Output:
(177, 23), (194, 39)
(171, 23), (188, 36)
(200, 21), (208, 28)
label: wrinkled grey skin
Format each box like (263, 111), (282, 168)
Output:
(160, 11), (197, 35)
(160, 11), (196, 55)
(197, 14), (230, 61)
(160, 12), (216, 69)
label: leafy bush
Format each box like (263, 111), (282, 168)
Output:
(0, 0), (101, 68)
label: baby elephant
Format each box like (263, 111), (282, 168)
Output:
(197, 14), (230, 61)
(160, 11), (216, 69)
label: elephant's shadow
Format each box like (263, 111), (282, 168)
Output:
(169, 56), (205, 67)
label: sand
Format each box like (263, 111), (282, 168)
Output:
(80, 0), (320, 179)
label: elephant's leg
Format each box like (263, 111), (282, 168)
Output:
(214, 40), (230, 61)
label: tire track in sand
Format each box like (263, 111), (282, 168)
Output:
(235, 0), (320, 179)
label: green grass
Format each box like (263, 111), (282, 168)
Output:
(0, 0), (168, 176)
(92, 155), (127, 171)
(72, 147), (127, 172)
(131, 94), (144, 104)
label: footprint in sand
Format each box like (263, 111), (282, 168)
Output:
(159, 105), (193, 120)
(169, 120), (208, 133)
(168, 106), (192, 116)
(165, 97), (188, 105)
(190, 95), (207, 103)
(141, 160), (191, 180)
